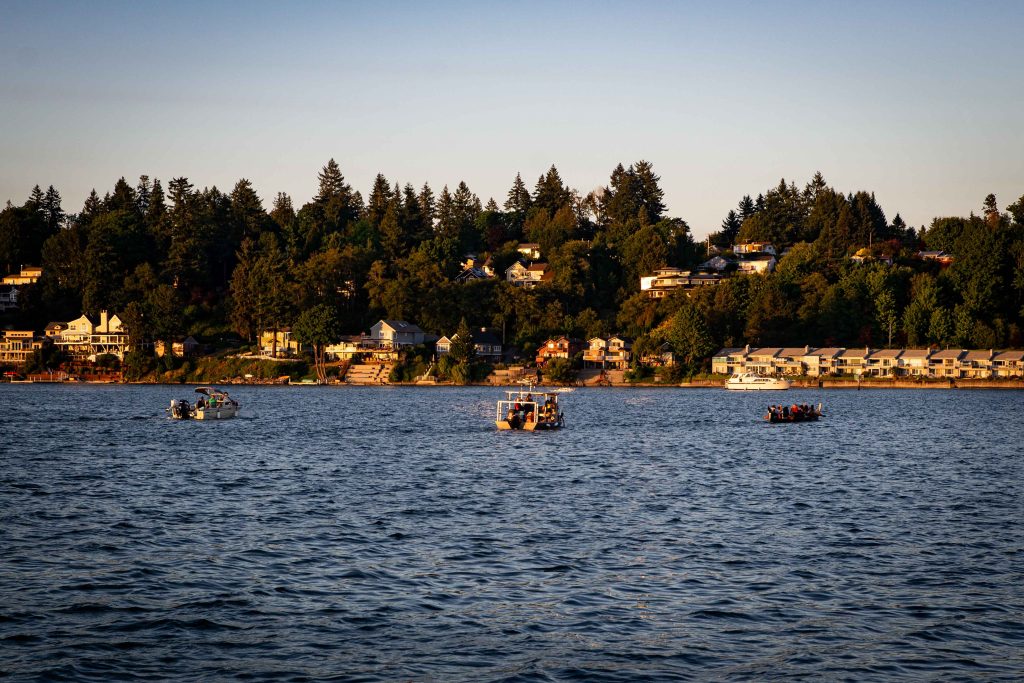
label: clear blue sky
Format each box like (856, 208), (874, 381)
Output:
(2, 0), (1022, 238)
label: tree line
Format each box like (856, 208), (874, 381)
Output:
(2, 162), (1023, 374)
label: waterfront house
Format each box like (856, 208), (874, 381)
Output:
(536, 336), (584, 365)
(0, 330), (43, 364)
(929, 349), (965, 378)
(802, 347), (843, 377)
(774, 347), (812, 375)
(368, 320), (425, 349)
(642, 341), (676, 367)
(865, 348), (902, 377)
(897, 348), (931, 376)
(583, 336), (632, 369)
(711, 347), (747, 375)
(746, 348), (781, 375)
(836, 348), (871, 377)
(155, 336), (199, 358)
(324, 336), (365, 361)
(54, 310), (130, 360)
(992, 350), (1024, 378)
(959, 350), (994, 379)
(259, 329), (300, 357)
(436, 328), (503, 360)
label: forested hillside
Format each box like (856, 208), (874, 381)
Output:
(2, 162), (1022, 372)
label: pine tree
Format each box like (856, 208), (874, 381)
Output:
(144, 179), (166, 233)
(633, 160), (666, 225)
(983, 193), (1000, 229)
(738, 195), (756, 222)
(135, 176), (151, 215)
(401, 183), (426, 245)
(366, 173), (392, 228)
(42, 185), (64, 231)
(533, 165), (571, 214)
(230, 179), (269, 242)
(418, 183), (436, 235)
(720, 210), (741, 246)
(435, 185), (455, 239)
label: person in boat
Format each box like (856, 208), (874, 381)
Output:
(507, 409), (521, 429)
(524, 394), (534, 416)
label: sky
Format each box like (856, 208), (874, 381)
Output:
(1, 0), (1023, 239)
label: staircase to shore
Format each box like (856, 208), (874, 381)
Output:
(344, 363), (392, 384)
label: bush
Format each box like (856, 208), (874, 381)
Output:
(543, 357), (576, 384)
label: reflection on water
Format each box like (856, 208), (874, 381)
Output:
(2, 385), (1023, 680)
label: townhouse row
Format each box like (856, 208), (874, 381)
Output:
(713, 346), (1024, 379)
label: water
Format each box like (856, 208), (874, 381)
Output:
(1, 385), (1022, 681)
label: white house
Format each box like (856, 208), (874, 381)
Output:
(368, 320), (425, 348)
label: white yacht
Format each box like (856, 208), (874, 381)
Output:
(725, 372), (791, 391)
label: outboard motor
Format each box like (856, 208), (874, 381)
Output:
(176, 400), (191, 419)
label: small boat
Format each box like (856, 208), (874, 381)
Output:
(496, 383), (565, 431)
(765, 403), (824, 423)
(168, 387), (240, 420)
(725, 372), (791, 391)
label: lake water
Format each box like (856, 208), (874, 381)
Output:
(1, 385), (1023, 681)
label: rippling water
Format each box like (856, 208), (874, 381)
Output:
(2, 385), (1023, 680)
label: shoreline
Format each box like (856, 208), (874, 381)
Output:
(5, 378), (1024, 389)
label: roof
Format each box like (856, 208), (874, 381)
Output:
(713, 347), (745, 358)
(993, 350), (1024, 361)
(777, 347), (811, 358)
(867, 349), (902, 359)
(899, 349), (931, 359)
(930, 349), (965, 360)
(962, 350), (993, 361)
(45, 321), (67, 330)
(381, 320), (423, 334)
(838, 348), (872, 358)
(527, 262), (549, 272)
(471, 329), (501, 346)
(808, 347), (844, 358)
(518, 242), (540, 249)
(748, 347), (782, 358)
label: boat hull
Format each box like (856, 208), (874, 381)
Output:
(495, 419), (562, 431)
(194, 406), (238, 420)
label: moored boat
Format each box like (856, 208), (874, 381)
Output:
(725, 372), (791, 391)
(496, 383), (564, 431)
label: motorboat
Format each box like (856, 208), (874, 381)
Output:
(765, 403), (824, 423)
(496, 383), (564, 431)
(725, 372), (791, 391)
(168, 387), (240, 420)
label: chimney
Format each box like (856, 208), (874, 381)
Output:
(744, 344), (750, 353)
(100, 309), (108, 332)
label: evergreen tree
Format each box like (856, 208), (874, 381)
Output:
(42, 185), (64, 231)
(401, 183), (426, 246)
(738, 195), (756, 222)
(418, 183), (436, 237)
(504, 172), (532, 235)
(230, 179), (270, 242)
(366, 173), (392, 229)
(533, 165), (571, 215)
(633, 160), (666, 225)
(719, 210), (741, 247)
